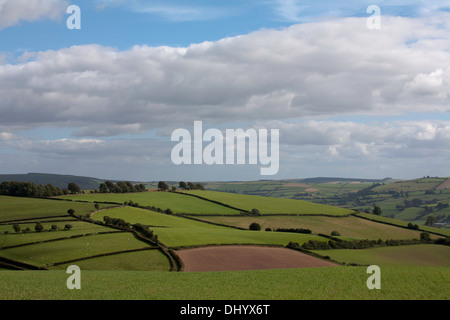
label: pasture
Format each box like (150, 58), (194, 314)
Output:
(314, 244), (450, 267)
(0, 189), (449, 300)
(0, 266), (448, 300)
(57, 191), (241, 215)
(183, 190), (352, 215)
(91, 206), (326, 248)
(195, 215), (433, 240)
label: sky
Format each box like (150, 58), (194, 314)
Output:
(1, 0), (450, 182)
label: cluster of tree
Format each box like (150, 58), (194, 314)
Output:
(157, 181), (170, 191)
(98, 181), (146, 194)
(0, 181), (83, 197)
(133, 223), (156, 240)
(407, 222), (420, 230)
(178, 181), (205, 191)
(142, 204), (173, 214)
(273, 228), (312, 234)
(124, 200), (140, 207)
(103, 216), (131, 228)
(102, 216), (157, 241)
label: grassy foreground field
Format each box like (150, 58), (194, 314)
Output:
(0, 266), (448, 300)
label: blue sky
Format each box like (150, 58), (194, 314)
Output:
(2, 0), (445, 53)
(1, 0), (450, 181)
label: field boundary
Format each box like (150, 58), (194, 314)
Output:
(0, 256), (48, 270)
(50, 246), (159, 267)
(353, 212), (449, 238)
(175, 191), (247, 212)
(71, 213), (181, 272)
(0, 215), (72, 225)
(1, 230), (126, 250)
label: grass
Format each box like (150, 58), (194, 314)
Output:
(0, 266), (448, 300)
(313, 244), (450, 267)
(183, 190), (353, 216)
(356, 212), (450, 237)
(0, 195), (111, 222)
(55, 249), (170, 271)
(57, 191), (241, 215)
(194, 215), (433, 240)
(0, 232), (151, 267)
(0, 220), (113, 247)
(91, 206), (326, 248)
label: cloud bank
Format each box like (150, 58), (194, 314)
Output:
(0, 0), (67, 30)
(1, 13), (450, 179)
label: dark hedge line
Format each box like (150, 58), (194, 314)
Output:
(274, 228), (312, 234)
(51, 247), (158, 266)
(288, 237), (439, 251)
(353, 212), (449, 238)
(174, 191), (246, 212)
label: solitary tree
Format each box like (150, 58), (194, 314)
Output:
(249, 222), (261, 231)
(158, 181), (169, 191)
(425, 216), (436, 227)
(35, 222), (44, 232)
(68, 182), (81, 194)
(13, 223), (21, 233)
(99, 182), (109, 193)
(372, 206), (382, 215)
(179, 181), (187, 190)
(420, 232), (431, 241)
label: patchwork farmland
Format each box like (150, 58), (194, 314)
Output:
(0, 186), (449, 300)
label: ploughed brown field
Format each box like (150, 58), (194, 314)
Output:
(176, 246), (338, 272)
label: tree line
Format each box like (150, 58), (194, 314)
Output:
(156, 181), (205, 191)
(97, 181), (146, 193)
(0, 181), (83, 197)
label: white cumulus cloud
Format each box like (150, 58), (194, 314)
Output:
(0, 0), (68, 30)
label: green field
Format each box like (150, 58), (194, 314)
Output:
(195, 215), (435, 240)
(0, 220), (112, 247)
(0, 196), (112, 222)
(1, 187), (449, 301)
(183, 190), (353, 216)
(57, 191), (242, 215)
(91, 206), (326, 247)
(56, 249), (170, 271)
(313, 244), (450, 267)
(0, 266), (448, 300)
(356, 212), (450, 237)
(0, 232), (152, 268)
(204, 178), (450, 227)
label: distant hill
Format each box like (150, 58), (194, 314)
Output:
(0, 173), (103, 190)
